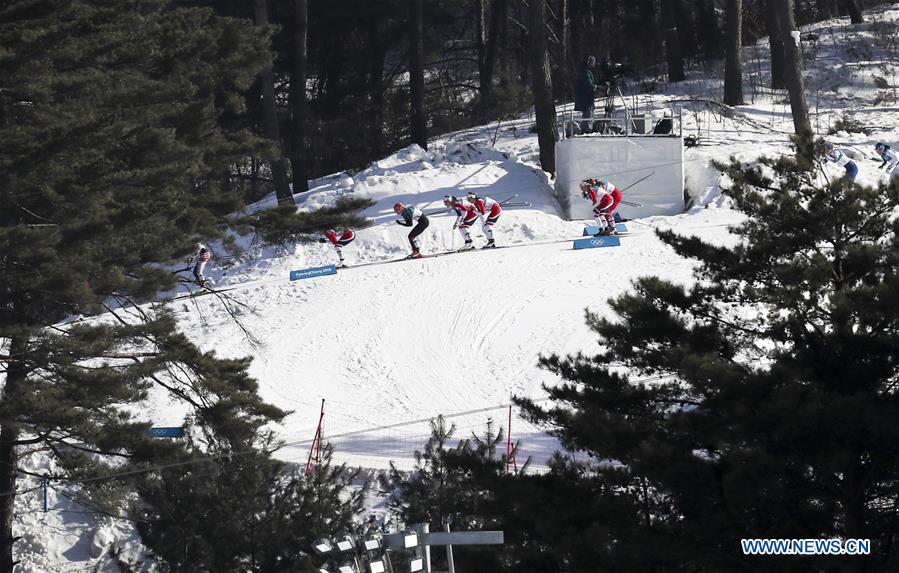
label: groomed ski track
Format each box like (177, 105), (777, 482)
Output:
(160, 210), (745, 470)
(168, 231), (641, 299)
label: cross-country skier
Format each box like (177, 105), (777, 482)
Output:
(875, 142), (899, 179)
(394, 202), (430, 258)
(320, 229), (356, 266)
(821, 142), (859, 183)
(443, 195), (480, 250)
(185, 242), (212, 286)
(579, 178), (622, 236)
(466, 193), (502, 248)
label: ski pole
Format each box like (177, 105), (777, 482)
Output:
(626, 219), (661, 230)
(621, 171), (655, 192)
(499, 194), (519, 205)
(816, 160), (830, 185)
(619, 200), (643, 207)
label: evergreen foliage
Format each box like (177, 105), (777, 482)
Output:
(516, 156), (899, 571)
(381, 417), (472, 528)
(380, 416), (525, 572)
(241, 196), (375, 245)
(477, 456), (653, 572)
(171, 0), (895, 187)
(0, 0), (271, 311)
(0, 1), (342, 568)
(136, 445), (367, 572)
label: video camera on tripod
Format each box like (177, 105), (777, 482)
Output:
(594, 60), (633, 124)
(598, 61), (632, 86)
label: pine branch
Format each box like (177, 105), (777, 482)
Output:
(47, 437), (134, 459)
(0, 435), (47, 447)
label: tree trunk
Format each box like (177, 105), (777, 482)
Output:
(724, 0), (744, 106)
(367, 12), (387, 158)
(697, 0), (722, 60)
(319, 28), (345, 119)
(570, 0), (581, 65)
(817, 0), (839, 18)
(0, 83), (5, 130)
(254, 0), (294, 204)
(409, 0), (428, 150)
(0, 425), (17, 573)
(766, 0), (786, 90)
(289, 0), (309, 194)
(484, 0), (504, 94)
(671, 0), (696, 58)
(598, 0), (611, 61)
(0, 336), (27, 573)
(476, 0), (497, 115)
(529, 0), (556, 175)
(477, 0), (488, 97)
(841, 0), (863, 23)
(638, 0), (662, 69)
(772, 0), (812, 155)
(560, 0), (571, 100)
(841, 457), (866, 573)
(499, 0), (512, 79)
(578, 0), (596, 62)
(661, 0), (685, 82)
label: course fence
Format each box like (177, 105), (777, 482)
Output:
(279, 399), (562, 474)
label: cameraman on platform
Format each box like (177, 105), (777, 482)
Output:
(574, 55), (598, 133)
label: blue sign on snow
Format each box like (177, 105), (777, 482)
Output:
(582, 223), (628, 236)
(289, 264), (337, 281)
(573, 236), (621, 250)
(147, 427), (185, 438)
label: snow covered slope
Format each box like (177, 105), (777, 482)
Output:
(166, 195), (743, 468)
(154, 3), (899, 472)
(16, 4), (899, 570)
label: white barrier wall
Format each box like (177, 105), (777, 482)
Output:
(554, 136), (685, 220)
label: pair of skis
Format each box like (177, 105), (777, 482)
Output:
(340, 243), (501, 268)
(428, 194), (530, 217)
(171, 277), (225, 300)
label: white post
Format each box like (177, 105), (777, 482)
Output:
(445, 523), (455, 573)
(416, 523), (432, 572)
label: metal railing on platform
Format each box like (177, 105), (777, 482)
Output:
(558, 106), (683, 140)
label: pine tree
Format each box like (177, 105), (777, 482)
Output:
(472, 455), (652, 572)
(765, 0), (787, 89)
(380, 416), (526, 572)
(841, 0), (864, 23)
(519, 156), (899, 570)
(409, 0), (428, 150)
(661, 0), (686, 82)
(696, 0), (724, 61)
(290, 0), (309, 196)
(136, 444), (366, 572)
(241, 196), (375, 245)
(724, 0), (745, 106)
(254, 0), (294, 205)
(818, 0), (840, 18)
(380, 417), (468, 527)
(0, 2), (286, 568)
(529, 0), (555, 175)
(772, 0), (813, 158)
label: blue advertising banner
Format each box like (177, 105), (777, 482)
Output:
(290, 264), (338, 281)
(147, 427), (185, 438)
(582, 223), (629, 236)
(573, 236), (622, 250)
